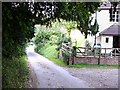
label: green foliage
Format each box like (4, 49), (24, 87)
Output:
(2, 55), (29, 88)
(34, 29), (51, 45)
(84, 40), (92, 54)
(71, 46), (77, 56)
(85, 40), (91, 48)
(60, 19), (77, 35)
(55, 2), (100, 38)
(2, 2), (101, 58)
(3, 3), (35, 58)
(34, 25), (61, 52)
(56, 34), (71, 51)
(77, 16), (99, 38)
(90, 19), (99, 35)
(68, 64), (120, 69)
(61, 50), (70, 63)
(36, 44), (66, 67)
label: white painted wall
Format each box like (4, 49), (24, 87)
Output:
(101, 35), (113, 48)
(92, 10), (118, 36)
(100, 35), (113, 53)
(96, 36), (101, 44)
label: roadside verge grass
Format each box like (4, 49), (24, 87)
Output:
(38, 44), (67, 67)
(2, 55), (29, 88)
(68, 64), (120, 69)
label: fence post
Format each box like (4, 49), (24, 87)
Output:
(67, 57), (69, 65)
(98, 48), (101, 65)
(72, 46), (76, 65)
(115, 48), (116, 58)
(94, 48), (96, 57)
(105, 48), (106, 58)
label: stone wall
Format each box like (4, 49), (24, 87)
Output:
(58, 50), (119, 65)
(69, 56), (119, 65)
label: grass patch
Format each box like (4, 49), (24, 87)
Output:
(2, 55), (29, 88)
(68, 64), (120, 69)
(38, 44), (67, 67)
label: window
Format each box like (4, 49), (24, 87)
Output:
(109, 9), (120, 22)
(106, 38), (109, 43)
(116, 10), (120, 22)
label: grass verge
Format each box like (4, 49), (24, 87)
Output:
(68, 64), (120, 69)
(38, 44), (67, 67)
(2, 55), (29, 88)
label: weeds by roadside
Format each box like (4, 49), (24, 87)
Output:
(2, 55), (29, 88)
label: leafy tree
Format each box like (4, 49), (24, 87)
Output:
(2, 2), (58, 58)
(77, 16), (99, 38)
(3, 2), (119, 57)
(61, 20), (77, 36)
(3, 2), (101, 58)
(34, 25), (60, 46)
(54, 2), (100, 38)
(3, 2), (119, 88)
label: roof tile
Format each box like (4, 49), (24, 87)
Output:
(100, 23), (120, 35)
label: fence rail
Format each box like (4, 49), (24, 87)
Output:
(76, 47), (120, 57)
(60, 43), (120, 65)
(61, 43), (120, 57)
(61, 43), (72, 54)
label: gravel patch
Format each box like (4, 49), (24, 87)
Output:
(64, 68), (118, 88)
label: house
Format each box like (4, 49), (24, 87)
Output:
(97, 24), (120, 48)
(97, 23), (120, 53)
(92, 1), (120, 49)
(91, 1), (120, 54)
(70, 1), (120, 50)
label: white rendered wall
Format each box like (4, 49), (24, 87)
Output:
(96, 10), (118, 34)
(101, 35), (113, 53)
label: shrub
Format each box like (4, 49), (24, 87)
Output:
(56, 34), (71, 51)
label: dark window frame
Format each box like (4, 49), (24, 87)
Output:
(109, 9), (120, 22)
(106, 37), (109, 43)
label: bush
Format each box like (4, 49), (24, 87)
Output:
(34, 25), (61, 50)
(56, 34), (71, 51)
(61, 50), (70, 63)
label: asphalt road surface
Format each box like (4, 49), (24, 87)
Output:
(26, 47), (90, 88)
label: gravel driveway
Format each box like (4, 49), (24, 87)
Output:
(64, 68), (118, 88)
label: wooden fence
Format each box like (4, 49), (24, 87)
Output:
(76, 47), (120, 57)
(60, 43), (120, 65)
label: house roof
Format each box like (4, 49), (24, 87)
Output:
(98, 1), (120, 10)
(100, 24), (120, 35)
(98, 1), (111, 10)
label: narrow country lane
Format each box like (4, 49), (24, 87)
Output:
(26, 46), (90, 88)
